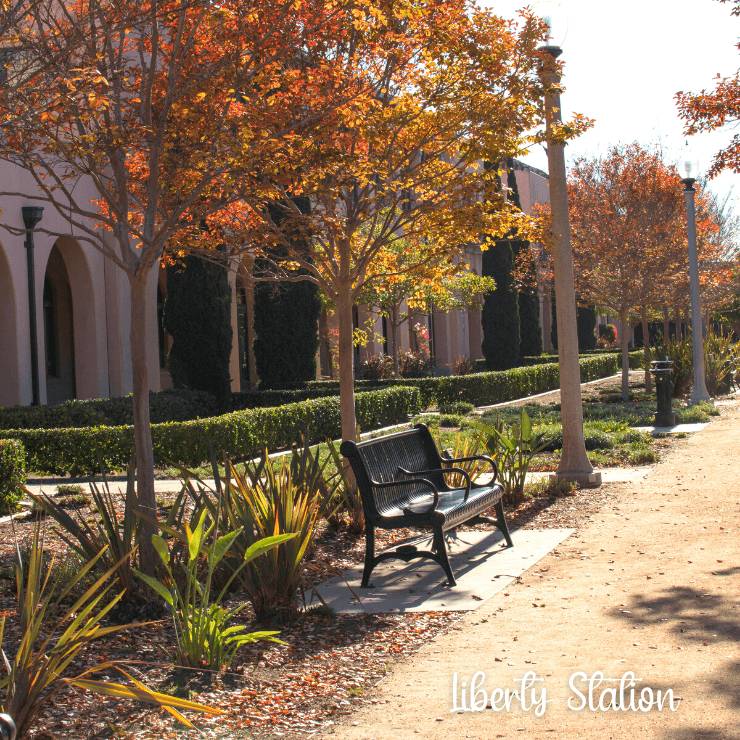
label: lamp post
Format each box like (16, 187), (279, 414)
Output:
(22, 205), (44, 406)
(677, 153), (710, 404)
(535, 2), (601, 487)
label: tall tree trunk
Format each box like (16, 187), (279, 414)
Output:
(675, 307), (682, 339)
(662, 305), (670, 347)
(641, 308), (652, 394)
(128, 271), (157, 576)
(336, 286), (357, 443)
(620, 306), (630, 401)
(390, 305), (400, 378)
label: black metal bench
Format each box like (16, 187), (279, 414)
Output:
(340, 423), (512, 588)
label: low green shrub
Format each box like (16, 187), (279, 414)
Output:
(0, 388), (219, 430)
(3, 387), (420, 476)
(438, 401), (475, 416)
(583, 429), (613, 450)
(0, 439), (26, 514)
(438, 414), (464, 428)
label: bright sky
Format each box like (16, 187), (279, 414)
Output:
(483, 0), (740, 204)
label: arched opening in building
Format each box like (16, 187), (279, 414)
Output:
(0, 243), (19, 407)
(42, 238), (99, 404)
(43, 246), (76, 404)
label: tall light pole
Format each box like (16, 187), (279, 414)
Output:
(677, 152), (710, 404)
(535, 2), (601, 487)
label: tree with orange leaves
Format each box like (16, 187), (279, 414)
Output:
(232, 2), (591, 443)
(676, 0), (740, 177)
(0, 0), (378, 572)
(555, 142), (722, 398)
(357, 236), (496, 377)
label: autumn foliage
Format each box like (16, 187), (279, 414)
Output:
(676, 0), (740, 177)
(536, 143), (733, 398)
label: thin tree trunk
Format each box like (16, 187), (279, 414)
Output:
(641, 308), (652, 394)
(128, 271), (157, 576)
(390, 305), (400, 378)
(337, 287), (357, 443)
(675, 307), (682, 339)
(620, 306), (630, 401)
(662, 305), (670, 347)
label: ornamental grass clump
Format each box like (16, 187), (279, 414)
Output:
(2, 520), (220, 737)
(28, 458), (140, 598)
(220, 442), (336, 622)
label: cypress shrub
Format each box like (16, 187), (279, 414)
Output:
(163, 252), (233, 410)
(253, 198), (321, 388)
(550, 289), (558, 350)
(519, 289), (543, 357)
(577, 306), (598, 351)
(481, 241), (520, 370)
(253, 280), (322, 388)
(504, 161), (542, 357)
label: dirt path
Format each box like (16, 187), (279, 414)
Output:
(321, 398), (740, 740)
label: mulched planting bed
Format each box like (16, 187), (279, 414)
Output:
(0, 477), (651, 740)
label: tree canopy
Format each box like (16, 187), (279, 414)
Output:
(227, 2), (591, 441)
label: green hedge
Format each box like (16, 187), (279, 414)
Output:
(0, 439), (26, 514)
(270, 351), (642, 409)
(0, 388), (220, 430)
(433, 352), (642, 408)
(2, 386), (420, 476)
(262, 377), (438, 409)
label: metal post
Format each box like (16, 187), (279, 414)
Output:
(540, 47), (601, 488)
(22, 205), (43, 406)
(682, 180), (710, 403)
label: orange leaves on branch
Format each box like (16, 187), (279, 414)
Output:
(676, 0), (740, 177)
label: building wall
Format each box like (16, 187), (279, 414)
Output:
(1, 164), (163, 407)
(2, 158), (552, 406)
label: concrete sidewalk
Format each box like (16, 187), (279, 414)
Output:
(322, 400), (740, 740)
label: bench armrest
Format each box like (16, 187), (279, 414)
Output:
(442, 454), (498, 486)
(397, 466), (472, 501)
(370, 477), (440, 513)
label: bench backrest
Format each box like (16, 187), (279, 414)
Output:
(340, 424), (446, 522)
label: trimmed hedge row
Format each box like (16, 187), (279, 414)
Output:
(0, 388), (220, 430)
(0, 386), (420, 476)
(0, 439), (25, 514)
(433, 352), (642, 408)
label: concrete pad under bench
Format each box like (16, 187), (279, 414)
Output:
(306, 527), (574, 614)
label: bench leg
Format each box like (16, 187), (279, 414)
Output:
(361, 525), (376, 588)
(433, 528), (457, 587)
(495, 500), (513, 547)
